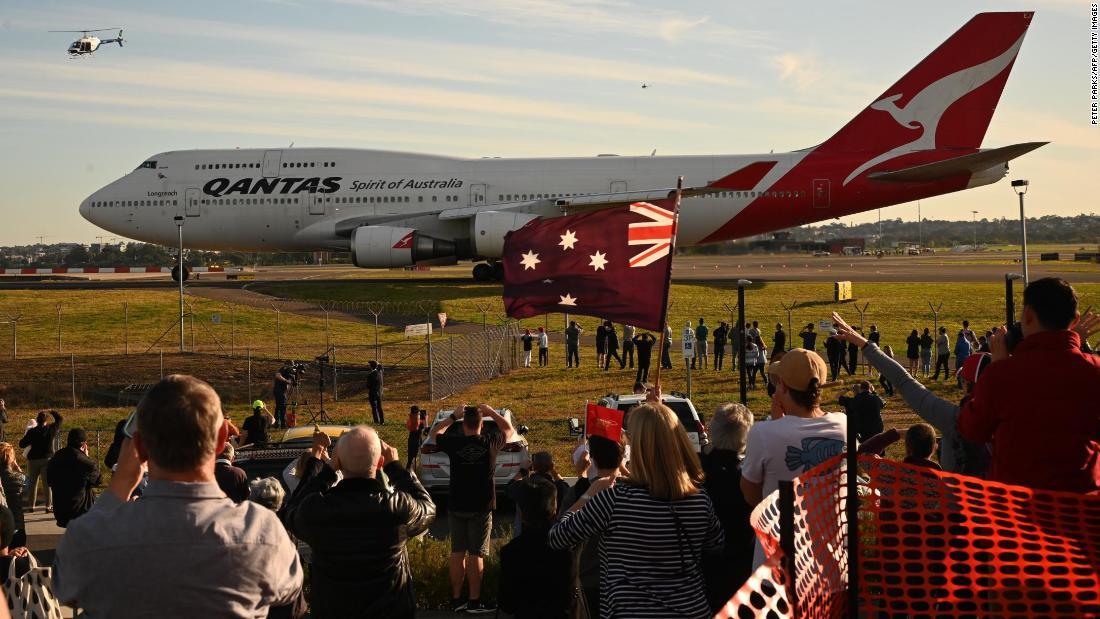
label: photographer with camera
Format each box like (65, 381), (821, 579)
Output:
(367, 360), (385, 425)
(956, 278), (1100, 493)
(838, 380), (885, 445)
(274, 361), (297, 430)
(240, 401), (273, 447)
(55, 375), (303, 616)
(283, 426), (435, 619)
(430, 404), (512, 614)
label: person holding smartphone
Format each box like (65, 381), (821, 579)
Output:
(429, 404), (512, 614)
(405, 406), (426, 470)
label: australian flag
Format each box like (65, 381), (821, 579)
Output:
(502, 193), (680, 332)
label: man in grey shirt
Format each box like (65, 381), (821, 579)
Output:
(55, 375), (303, 617)
(621, 324), (635, 369)
(932, 326), (951, 380)
(565, 321), (583, 368)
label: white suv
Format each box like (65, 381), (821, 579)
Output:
(417, 408), (529, 492)
(596, 393), (709, 452)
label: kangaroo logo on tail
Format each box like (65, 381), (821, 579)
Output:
(843, 33), (1027, 186)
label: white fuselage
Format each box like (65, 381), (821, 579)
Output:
(80, 147), (808, 253)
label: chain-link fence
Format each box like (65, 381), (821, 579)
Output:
(2, 323), (522, 410)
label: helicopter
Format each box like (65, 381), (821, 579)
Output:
(50, 28), (124, 56)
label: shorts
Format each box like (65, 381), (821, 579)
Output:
(697, 341), (708, 355)
(450, 510), (492, 556)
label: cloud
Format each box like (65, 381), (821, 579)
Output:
(658, 16), (710, 42)
(773, 52), (822, 91)
(332, 0), (771, 49)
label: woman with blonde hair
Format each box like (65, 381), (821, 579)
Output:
(0, 443), (26, 548)
(549, 401), (723, 618)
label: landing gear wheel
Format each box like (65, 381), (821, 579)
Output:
(472, 263), (493, 282)
(491, 262), (504, 281)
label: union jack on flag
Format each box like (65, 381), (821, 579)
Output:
(628, 201), (675, 268)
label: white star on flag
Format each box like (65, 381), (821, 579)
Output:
(558, 293), (577, 306)
(559, 230), (579, 250)
(588, 251), (608, 271)
(520, 250), (541, 270)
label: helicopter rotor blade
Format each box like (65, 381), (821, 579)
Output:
(48, 28), (121, 33)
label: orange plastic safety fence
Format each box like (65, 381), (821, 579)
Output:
(860, 456), (1100, 618)
(715, 552), (792, 619)
(746, 453), (1100, 619)
(749, 454), (850, 619)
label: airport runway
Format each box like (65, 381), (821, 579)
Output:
(1, 251), (1097, 290)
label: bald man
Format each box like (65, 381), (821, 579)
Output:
(284, 426), (435, 619)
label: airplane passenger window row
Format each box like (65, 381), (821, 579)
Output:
(203, 198), (301, 205)
(90, 200), (178, 208)
(498, 192), (583, 201)
(709, 190), (807, 199)
(196, 163), (261, 170)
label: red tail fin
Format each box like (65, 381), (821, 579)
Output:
(819, 12), (1033, 175)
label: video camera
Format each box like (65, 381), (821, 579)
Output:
(284, 360), (308, 383)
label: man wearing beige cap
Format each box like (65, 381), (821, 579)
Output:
(740, 348), (847, 568)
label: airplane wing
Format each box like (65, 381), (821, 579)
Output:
(867, 142), (1048, 182)
(329, 182), (721, 237)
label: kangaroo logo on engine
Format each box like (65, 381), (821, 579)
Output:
(203, 177), (342, 197)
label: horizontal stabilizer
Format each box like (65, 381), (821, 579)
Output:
(867, 142), (1048, 182)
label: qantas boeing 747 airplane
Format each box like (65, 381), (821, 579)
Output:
(80, 12), (1044, 281)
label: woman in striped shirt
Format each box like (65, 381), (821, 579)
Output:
(548, 402), (724, 619)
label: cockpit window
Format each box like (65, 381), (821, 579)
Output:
(137, 161), (157, 170)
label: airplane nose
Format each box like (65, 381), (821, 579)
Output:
(79, 195), (92, 222)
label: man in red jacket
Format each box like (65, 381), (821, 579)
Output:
(957, 278), (1100, 493)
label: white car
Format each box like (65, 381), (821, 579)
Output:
(417, 408), (529, 492)
(596, 393), (709, 452)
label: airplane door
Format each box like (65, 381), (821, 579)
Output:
(185, 188), (201, 217)
(610, 180), (628, 193)
(262, 151), (283, 178)
(308, 193), (326, 216)
(469, 183), (487, 206)
(813, 179), (830, 209)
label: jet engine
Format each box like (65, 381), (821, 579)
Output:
(351, 226), (457, 268)
(470, 211), (540, 257)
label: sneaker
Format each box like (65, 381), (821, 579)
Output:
(465, 599), (496, 614)
(451, 598), (467, 613)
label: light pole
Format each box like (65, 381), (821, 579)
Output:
(970, 210), (978, 248)
(737, 279), (752, 405)
(174, 216), (185, 353)
(1011, 179), (1030, 284)
(1005, 273), (1025, 326)
(917, 200), (922, 248)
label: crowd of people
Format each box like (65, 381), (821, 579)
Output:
(0, 277), (1096, 617)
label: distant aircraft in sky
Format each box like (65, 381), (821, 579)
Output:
(50, 28), (124, 56)
(80, 12), (1044, 281)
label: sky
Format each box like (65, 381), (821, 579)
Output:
(0, 0), (1096, 246)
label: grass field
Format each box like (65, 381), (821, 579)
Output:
(255, 279), (1100, 345)
(0, 289), (416, 361)
(6, 277), (1096, 476)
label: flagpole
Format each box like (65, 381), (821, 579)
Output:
(651, 176), (683, 393)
